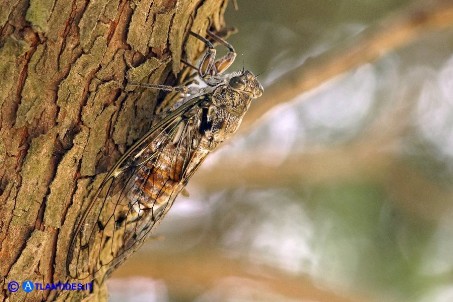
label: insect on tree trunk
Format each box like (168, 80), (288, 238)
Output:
(0, 0), (232, 300)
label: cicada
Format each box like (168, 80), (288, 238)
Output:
(67, 31), (263, 280)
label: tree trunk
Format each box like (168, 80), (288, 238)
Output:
(0, 0), (230, 300)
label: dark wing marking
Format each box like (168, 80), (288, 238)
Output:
(67, 94), (208, 280)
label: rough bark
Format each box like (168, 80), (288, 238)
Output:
(0, 0), (230, 300)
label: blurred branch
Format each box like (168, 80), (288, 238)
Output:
(113, 249), (369, 302)
(192, 143), (453, 221)
(240, 0), (453, 132)
(193, 144), (391, 190)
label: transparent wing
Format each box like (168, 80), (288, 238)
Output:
(67, 95), (207, 280)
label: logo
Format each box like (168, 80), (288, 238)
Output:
(22, 280), (34, 293)
(7, 281), (19, 293)
(7, 280), (93, 293)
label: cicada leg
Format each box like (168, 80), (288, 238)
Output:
(206, 30), (236, 74)
(127, 83), (189, 93)
(188, 31), (237, 77)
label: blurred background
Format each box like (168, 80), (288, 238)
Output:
(110, 0), (453, 301)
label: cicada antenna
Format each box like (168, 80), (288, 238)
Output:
(232, 0), (239, 11)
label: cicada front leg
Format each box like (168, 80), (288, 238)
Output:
(206, 30), (237, 74)
(187, 30), (237, 78)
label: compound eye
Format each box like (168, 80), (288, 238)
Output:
(229, 76), (246, 90)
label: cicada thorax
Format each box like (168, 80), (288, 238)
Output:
(195, 85), (253, 151)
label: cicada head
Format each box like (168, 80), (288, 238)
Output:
(228, 70), (263, 99)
